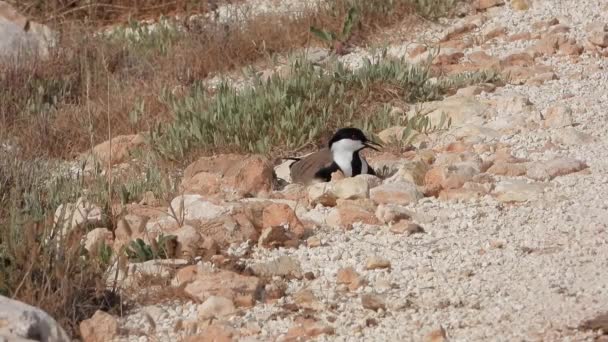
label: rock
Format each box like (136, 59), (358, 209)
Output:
(249, 256), (303, 279)
(487, 161), (528, 176)
(0, 1), (56, 60)
(579, 312), (608, 332)
(86, 134), (145, 168)
(308, 182), (338, 206)
(493, 180), (548, 202)
(366, 256), (391, 270)
(559, 39), (583, 55)
(377, 126), (409, 144)
(281, 319), (334, 341)
(198, 296), (236, 320)
(332, 176), (370, 200)
(500, 52), (534, 68)
(370, 182), (423, 205)
(409, 96), (490, 128)
(179, 172), (222, 197)
(361, 293), (386, 311)
(553, 127), (595, 145)
(169, 194), (230, 221)
(262, 203), (305, 238)
(424, 326), (448, 342)
(375, 204), (413, 224)
(383, 159), (429, 186)
(531, 34), (561, 55)
(543, 105), (573, 128)
(183, 323), (236, 342)
(483, 26), (507, 40)
(456, 83), (496, 96)
(589, 31), (608, 47)
(196, 213), (258, 250)
(507, 32), (532, 42)
(306, 236), (322, 247)
(293, 289), (323, 310)
(0, 295), (70, 342)
(336, 267), (364, 291)
(258, 225), (290, 248)
(175, 267), (262, 306)
(432, 49), (464, 66)
(502, 65), (554, 85)
(511, 0), (530, 10)
(53, 197), (103, 242)
(526, 158), (588, 181)
(84, 228), (113, 253)
(173, 225), (201, 258)
(440, 23), (478, 42)
(390, 222), (425, 235)
(181, 154), (274, 197)
(79, 310), (119, 342)
(475, 0), (504, 10)
(424, 163), (479, 195)
(438, 182), (492, 201)
(326, 202), (379, 228)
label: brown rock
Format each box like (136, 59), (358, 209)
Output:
(484, 26), (507, 40)
(433, 51), (465, 65)
(365, 256), (391, 270)
(262, 203), (305, 238)
(500, 52), (534, 67)
(468, 51), (500, 69)
(336, 267), (364, 291)
(438, 183), (491, 201)
(370, 182), (423, 205)
(424, 326), (448, 342)
(559, 40), (583, 55)
(476, 0), (504, 10)
(424, 163), (479, 194)
(293, 289), (323, 310)
(389, 222), (425, 235)
(326, 202), (379, 228)
(441, 23), (478, 42)
(487, 161), (528, 176)
(87, 134), (145, 167)
(375, 204), (412, 224)
(198, 214), (258, 249)
(543, 105), (573, 128)
(589, 31), (608, 47)
(182, 154), (274, 197)
(526, 158), (588, 181)
(507, 32), (532, 42)
(175, 268), (262, 307)
(183, 324), (236, 342)
(579, 312), (608, 332)
(179, 172), (222, 196)
(80, 310), (118, 342)
(258, 226), (290, 248)
(361, 293), (386, 311)
(281, 318), (334, 341)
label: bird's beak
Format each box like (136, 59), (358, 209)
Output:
(364, 140), (383, 151)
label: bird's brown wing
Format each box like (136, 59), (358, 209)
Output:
(289, 148), (334, 185)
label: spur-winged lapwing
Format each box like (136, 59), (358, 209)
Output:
(287, 127), (382, 184)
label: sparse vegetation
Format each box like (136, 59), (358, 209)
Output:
(151, 56), (498, 159)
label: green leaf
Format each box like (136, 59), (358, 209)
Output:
(310, 26), (336, 43)
(341, 6), (359, 40)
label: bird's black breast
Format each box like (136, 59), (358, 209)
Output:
(313, 162), (340, 182)
(351, 152), (362, 175)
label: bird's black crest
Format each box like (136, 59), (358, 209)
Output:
(328, 127), (369, 148)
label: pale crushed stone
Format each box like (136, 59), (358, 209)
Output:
(111, 0), (608, 341)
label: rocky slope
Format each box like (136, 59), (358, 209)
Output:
(4, 0), (608, 341)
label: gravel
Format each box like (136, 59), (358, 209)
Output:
(111, 0), (608, 341)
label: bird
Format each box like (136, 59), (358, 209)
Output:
(286, 127), (382, 185)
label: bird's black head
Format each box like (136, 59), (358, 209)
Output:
(327, 127), (382, 151)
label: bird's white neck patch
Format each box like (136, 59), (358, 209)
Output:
(331, 139), (364, 177)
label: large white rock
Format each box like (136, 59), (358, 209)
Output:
(0, 1), (57, 60)
(0, 295), (70, 342)
(169, 195), (230, 221)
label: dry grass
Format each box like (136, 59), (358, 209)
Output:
(0, 0), (423, 160)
